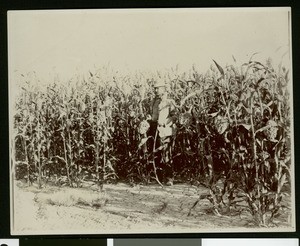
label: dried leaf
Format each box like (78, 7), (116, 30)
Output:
(212, 59), (224, 76)
(138, 137), (150, 149)
(239, 124), (251, 131)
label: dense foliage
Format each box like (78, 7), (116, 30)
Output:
(12, 59), (292, 226)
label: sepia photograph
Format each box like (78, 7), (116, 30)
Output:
(8, 7), (294, 234)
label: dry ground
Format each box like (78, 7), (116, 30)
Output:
(11, 181), (292, 234)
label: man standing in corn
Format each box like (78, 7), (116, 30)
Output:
(147, 80), (176, 184)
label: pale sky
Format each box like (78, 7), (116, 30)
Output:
(8, 8), (291, 82)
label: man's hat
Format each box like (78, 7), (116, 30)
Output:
(154, 80), (167, 88)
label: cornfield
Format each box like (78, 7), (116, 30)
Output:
(11, 58), (292, 227)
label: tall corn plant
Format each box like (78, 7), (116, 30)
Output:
(13, 83), (33, 185)
(14, 81), (49, 188)
(192, 60), (292, 226)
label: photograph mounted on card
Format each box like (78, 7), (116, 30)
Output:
(8, 7), (294, 234)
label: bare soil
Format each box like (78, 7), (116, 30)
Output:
(12, 181), (292, 234)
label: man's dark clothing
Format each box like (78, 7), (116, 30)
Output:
(150, 96), (162, 122)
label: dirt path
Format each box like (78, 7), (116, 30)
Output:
(12, 181), (291, 234)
